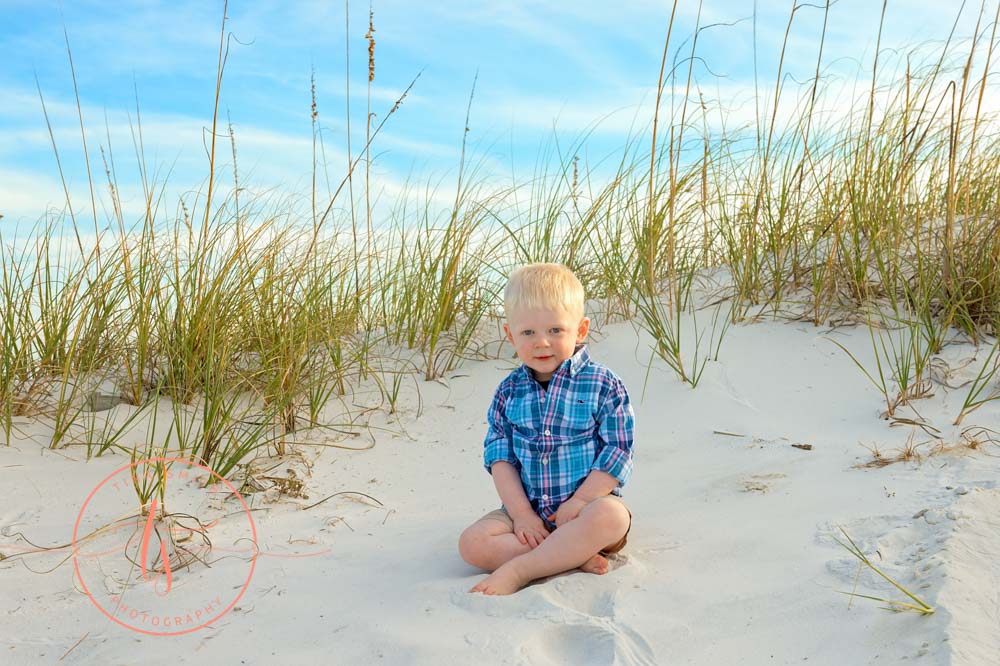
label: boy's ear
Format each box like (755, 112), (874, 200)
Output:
(576, 317), (590, 343)
(503, 323), (514, 343)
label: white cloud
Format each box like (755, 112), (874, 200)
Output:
(0, 168), (72, 228)
(5, 0), (999, 235)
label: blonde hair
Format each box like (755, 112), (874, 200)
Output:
(504, 263), (585, 319)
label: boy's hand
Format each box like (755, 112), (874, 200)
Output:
(553, 496), (586, 527)
(510, 512), (549, 548)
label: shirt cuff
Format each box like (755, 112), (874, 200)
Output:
(591, 446), (632, 487)
(484, 439), (519, 473)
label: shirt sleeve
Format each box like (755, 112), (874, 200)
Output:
(483, 384), (519, 474)
(591, 375), (634, 487)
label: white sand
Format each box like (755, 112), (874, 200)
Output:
(2, 317), (998, 665)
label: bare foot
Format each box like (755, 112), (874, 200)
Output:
(579, 552), (609, 575)
(469, 561), (531, 596)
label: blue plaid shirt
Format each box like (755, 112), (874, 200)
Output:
(483, 345), (634, 527)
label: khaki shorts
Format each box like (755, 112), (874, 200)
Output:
(480, 495), (631, 556)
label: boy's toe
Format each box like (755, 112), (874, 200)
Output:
(580, 553), (609, 575)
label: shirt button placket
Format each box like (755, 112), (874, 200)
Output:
(541, 426), (551, 501)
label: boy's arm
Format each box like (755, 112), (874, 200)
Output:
(569, 469), (621, 502)
(492, 461), (550, 547)
(554, 469), (621, 526)
(587, 375), (634, 488)
(489, 461), (535, 518)
(482, 383), (548, 546)
(556, 376), (634, 526)
(482, 384), (534, 516)
(483, 383), (519, 474)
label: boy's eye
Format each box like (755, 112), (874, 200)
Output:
(521, 330), (533, 336)
(549, 328), (563, 334)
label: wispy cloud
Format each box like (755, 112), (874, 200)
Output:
(3, 0), (997, 230)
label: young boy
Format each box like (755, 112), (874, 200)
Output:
(460, 263), (634, 595)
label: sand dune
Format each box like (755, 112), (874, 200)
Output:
(1, 319), (998, 665)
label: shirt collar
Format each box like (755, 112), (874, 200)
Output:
(520, 344), (590, 381)
(567, 344), (590, 377)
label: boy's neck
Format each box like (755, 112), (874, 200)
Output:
(530, 367), (553, 382)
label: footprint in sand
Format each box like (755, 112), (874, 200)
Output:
(818, 513), (944, 594)
(452, 570), (658, 664)
(538, 580), (658, 665)
(542, 580), (616, 618)
(522, 621), (658, 666)
(527, 623), (617, 664)
(741, 472), (787, 493)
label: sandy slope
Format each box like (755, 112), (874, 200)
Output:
(1, 318), (998, 665)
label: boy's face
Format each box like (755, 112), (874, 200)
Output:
(503, 306), (590, 381)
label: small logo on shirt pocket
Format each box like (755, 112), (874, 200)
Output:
(563, 405), (597, 431)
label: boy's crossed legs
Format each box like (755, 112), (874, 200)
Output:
(459, 495), (631, 595)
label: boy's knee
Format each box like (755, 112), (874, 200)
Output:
(458, 526), (486, 565)
(584, 498), (630, 535)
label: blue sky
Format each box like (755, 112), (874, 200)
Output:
(0, 0), (993, 228)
